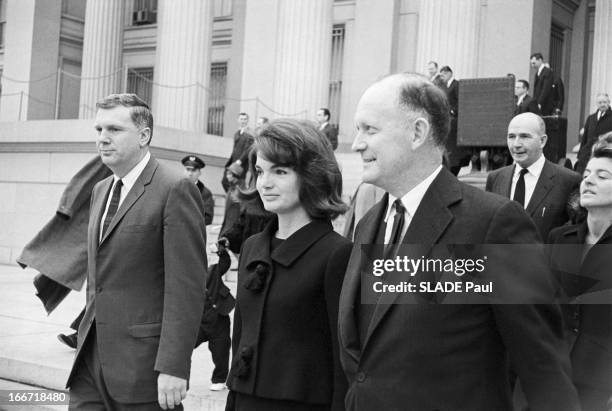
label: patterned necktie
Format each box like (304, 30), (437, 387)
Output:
(513, 168), (528, 207)
(385, 199), (406, 258)
(102, 179), (123, 238)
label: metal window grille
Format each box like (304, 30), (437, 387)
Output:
(132, 0), (157, 26)
(0, 0), (6, 49)
(328, 24), (345, 127)
(126, 68), (154, 106)
(214, 0), (232, 19)
(549, 23), (564, 77)
(207, 62), (227, 136)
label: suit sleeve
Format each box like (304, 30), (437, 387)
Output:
(484, 172), (495, 192)
(484, 202), (579, 411)
(324, 240), (352, 411)
(329, 127), (339, 150)
(155, 178), (207, 379)
(537, 70), (554, 107)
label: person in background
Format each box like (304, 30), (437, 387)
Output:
(548, 134), (612, 411)
(182, 155), (215, 226)
(575, 93), (612, 175)
(316, 108), (339, 150)
(226, 118), (351, 411)
(223, 113), (253, 191)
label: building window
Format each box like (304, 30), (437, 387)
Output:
(131, 0), (157, 26)
(328, 24), (345, 126)
(0, 0), (7, 49)
(214, 0), (232, 19)
(207, 62), (227, 136)
(127, 67), (154, 106)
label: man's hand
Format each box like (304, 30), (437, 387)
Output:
(158, 373), (187, 410)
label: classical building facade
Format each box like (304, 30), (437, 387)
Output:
(1, 0), (610, 144)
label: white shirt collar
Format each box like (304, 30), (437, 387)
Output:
(114, 151), (151, 195)
(446, 77), (454, 88)
(513, 153), (545, 179)
(537, 64), (545, 76)
(384, 165), (443, 223)
(320, 121), (329, 130)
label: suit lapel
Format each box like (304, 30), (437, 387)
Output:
(362, 169), (460, 348)
(339, 195), (388, 364)
(500, 165), (515, 198)
(526, 160), (554, 216)
(99, 157), (157, 246)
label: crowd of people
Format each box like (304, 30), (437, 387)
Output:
(23, 55), (612, 410)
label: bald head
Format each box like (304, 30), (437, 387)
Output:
(507, 113), (547, 168)
(352, 73), (450, 196)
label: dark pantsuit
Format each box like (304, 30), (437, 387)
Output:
(69, 326), (182, 411)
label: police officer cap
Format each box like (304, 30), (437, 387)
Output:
(181, 155), (205, 169)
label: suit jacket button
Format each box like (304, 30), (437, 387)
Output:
(356, 372), (366, 383)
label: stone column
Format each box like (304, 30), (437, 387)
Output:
(272, 0), (333, 120)
(416, 0), (482, 79)
(590, 0), (612, 101)
(153, 0), (213, 132)
(78, 0), (124, 118)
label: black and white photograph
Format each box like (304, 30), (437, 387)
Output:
(0, 0), (611, 410)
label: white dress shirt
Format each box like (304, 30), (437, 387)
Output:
(383, 165), (443, 243)
(99, 151), (151, 241)
(510, 154), (545, 209)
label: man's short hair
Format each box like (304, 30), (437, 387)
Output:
(96, 93), (153, 142)
(439, 66), (453, 74)
(391, 73), (451, 148)
(530, 52), (544, 61)
(517, 79), (530, 90)
(427, 61), (439, 69)
(319, 108), (331, 121)
(596, 93), (610, 101)
(239, 112), (249, 119)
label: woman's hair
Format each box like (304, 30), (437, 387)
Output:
(245, 118), (348, 220)
(591, 132), (612, 159)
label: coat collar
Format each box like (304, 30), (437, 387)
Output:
(242, 217), (333, 269)
(525, 159), (555, 215)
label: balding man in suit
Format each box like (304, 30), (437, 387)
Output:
(486, 113), (580, 240)
(339, 73), (579, 411)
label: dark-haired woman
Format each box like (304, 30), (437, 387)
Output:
(226, 119), (351, 411)
(548, 135), (612, 411)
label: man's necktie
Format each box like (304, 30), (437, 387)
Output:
(102, 179), (123, 238)
(385, 199), (406, 258)
(513, 168), (528, 207)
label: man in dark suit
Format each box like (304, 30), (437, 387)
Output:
(182, 155), (215, 226)
(339, 73), (579, 411)
(486, 112), (580, 240)
(575, 93), (612, 174)
(222, 112), (253, 191)
(514, 79), (536, 115)
(66, 94), (207, 410)
(316, 107), (339, 150)
(530, 53), (556, 116)
(439, 65), (469, 175)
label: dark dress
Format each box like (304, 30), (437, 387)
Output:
(548, 222), (612, 411)
(226, 218), (352, 411)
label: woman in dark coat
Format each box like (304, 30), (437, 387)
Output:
(226, 119), (351, 411)
(548, 135), (612, 411)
